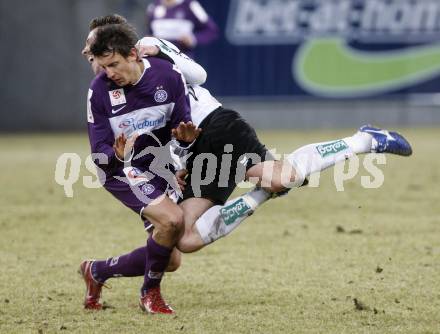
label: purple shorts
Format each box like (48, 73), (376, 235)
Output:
(103, 167), (169, 221)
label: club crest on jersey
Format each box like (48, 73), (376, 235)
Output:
(141, 183), (156, 196)
(123, 167), (150, 186)
(154, 88), (168, 103)
(109, 89), (126, 106)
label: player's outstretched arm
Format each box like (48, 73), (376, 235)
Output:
(137, 37), (207, 85)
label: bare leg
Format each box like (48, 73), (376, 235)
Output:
(175, 132), (372, 251)
(140, 196), (184, 293)
(142, 195), (185, 248)
(177, 197), (214, 253)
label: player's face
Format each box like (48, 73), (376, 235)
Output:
(81, 30), (94, 58)
(95, 50), (138, 86)
(82, 30), (103, 75)
(162, 0), (177, 7)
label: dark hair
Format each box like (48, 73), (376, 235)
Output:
(89, 14), (128, 31)
(90, 24), (139, 58)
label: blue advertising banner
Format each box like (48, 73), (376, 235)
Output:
(196, 0), (440, 98)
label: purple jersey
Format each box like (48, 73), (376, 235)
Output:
(147, 0), (218, 57)
(87, 57), (191, 177)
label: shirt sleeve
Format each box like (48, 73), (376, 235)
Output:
(87, 88), (123, 174)
(145, 4), (155, 35)
(167, 65), (195, 147)
(137, 37), (207, 85)
(168, 65), (191, 129)
(189, 1), (219, 45)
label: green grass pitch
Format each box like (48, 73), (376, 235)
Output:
(0, 128), (439, 333)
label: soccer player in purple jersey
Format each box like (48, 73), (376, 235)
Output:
(80, 15), (413, 314)
(146, 0), (218, 58)
(82, 22), (201, 314)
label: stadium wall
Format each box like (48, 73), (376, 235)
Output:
(1, 0), (439, 132)
(223, 97), (440, 130)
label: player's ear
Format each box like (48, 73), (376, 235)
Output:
(129, 47), (140, 61)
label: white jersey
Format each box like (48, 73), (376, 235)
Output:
(188, 85), (221, 126)
(137, 36), (206, 85)
(137, 37), (221, 127)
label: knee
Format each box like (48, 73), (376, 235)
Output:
(176, 229), (204, 254)
(166, 260), (181, 273)
(159, 211), (185, 238)
(176, 240), (194, 254)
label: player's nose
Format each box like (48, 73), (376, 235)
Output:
(81, 45), (90, 56)
(106, 69), (116, 79)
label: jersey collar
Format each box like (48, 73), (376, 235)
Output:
(132, 58), (151, 86)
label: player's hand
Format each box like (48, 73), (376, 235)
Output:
(172, 121), (201, 143)
(180, 35), (195, 48)
(137, 45), (160, 57)
(113, 133), (139, 161)
(176, 169), (188, 191)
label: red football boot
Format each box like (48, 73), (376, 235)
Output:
(79, 260), (105, 310)
(139, 287), (175, 314)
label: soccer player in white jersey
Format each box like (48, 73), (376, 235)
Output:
(79, 15), (413, 313)
(135, 35), (413, 254)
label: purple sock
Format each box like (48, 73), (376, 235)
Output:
(142, 235), (172, 293)
(92, 246), (147, 283)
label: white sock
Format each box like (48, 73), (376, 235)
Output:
(286, 131), (372, 185)
(195, 188), (270, 245)
(343, 132), (372, 154)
